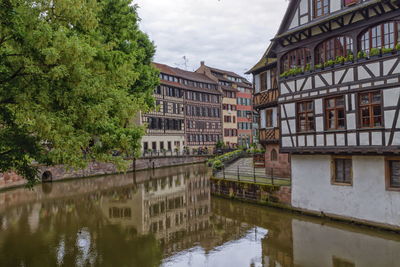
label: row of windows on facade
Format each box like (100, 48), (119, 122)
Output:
(219, 81), (232, 86)
(281, 21), (400, 72)
(187, 120), (221, 130)
(224, 115), (236, 123)
(212, 71), (246, 83)
(186, 91), (220, 103)
(188, 134), (221, 143)
(237, 110), (253, 118)
(159, 73), (217, 90)
(237, 98), (252, 106)
(156, 85), (221, 103)
(186, 105), (220, 118)
(296, 91), (381, 132)
(223, 91), (236, 98)
(224, 129), (238, 137)
(143, 140), (183, 151)
(238, 122), (252, 130)
(147, 117), (184, 131)
(155, 101), (183, 115)
(238, 87), (252, 94)
(223, 104), (236, 111)
(330, 157), (400, 190)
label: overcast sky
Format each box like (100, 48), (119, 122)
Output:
(134, 0), (289, 79)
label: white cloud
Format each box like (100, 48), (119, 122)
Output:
(134, 0), (289, 78)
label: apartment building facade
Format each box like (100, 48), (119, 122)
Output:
(237, 84), (254, 147)
(196, 62), (253, 148)
(270, 0), (400, 228)
(140, 63), (222, 153)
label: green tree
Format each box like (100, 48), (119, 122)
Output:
(0, 0), (159, 186)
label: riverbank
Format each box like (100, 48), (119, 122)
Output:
(0, 155), (208, 191)
(210, 177), (400, 234)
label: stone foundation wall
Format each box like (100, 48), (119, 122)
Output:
(210, 178), (291, 206)
(264, 144), (291, 178)
(0, 156), (207, 190)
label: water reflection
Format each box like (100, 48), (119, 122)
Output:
(0, 164), (399, 267)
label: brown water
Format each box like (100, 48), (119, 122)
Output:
(0, 164), (399, 267)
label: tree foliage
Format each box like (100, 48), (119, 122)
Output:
(0, 0), (159, 186)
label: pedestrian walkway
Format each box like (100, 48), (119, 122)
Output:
(214, 157), (291, 186)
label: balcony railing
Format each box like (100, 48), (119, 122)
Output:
(253, 89), (278, 108)
(259, 128), (279, 143)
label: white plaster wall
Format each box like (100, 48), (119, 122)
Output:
(289, 9), (299, 29)
(299, 0), (308, 15)
(314, 99), (322, 114)
(272, 107), (278, 128)
(292, 155), (400, 227)
(292, 219), (400, 267)
(254, 74), (260, 93)
(330, 0), (341, 12)
(260, 109), (266, 128)
(383, 87), (400, 107)
(282, 137), (292, 147)
(284, 103), (295, 117)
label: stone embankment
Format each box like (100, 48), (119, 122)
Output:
(0, 155), (207, 190)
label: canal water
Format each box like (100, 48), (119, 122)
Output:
(0, 163), (399, 267)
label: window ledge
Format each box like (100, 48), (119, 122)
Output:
(331, 182), (353, 187)
(386, 187), (400, 192)
(325, 129), (347, 133)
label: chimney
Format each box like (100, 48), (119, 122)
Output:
(200, 61), (205, 66)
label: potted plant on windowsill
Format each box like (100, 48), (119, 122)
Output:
(357, 50), (367, 62)
(396, 43), (400, 54)
(323, 59), (335, 69)
(279, 71), (289, 79)
(314, 63), (323, 71)
(369, 48), (381, 59)
(381, 47), (394, 57)
(304, 63), (312, 74)
(334, 56), (346, 67)
(344, 53), (354, 65)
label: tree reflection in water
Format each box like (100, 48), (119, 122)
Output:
(0, 164), (399, 267)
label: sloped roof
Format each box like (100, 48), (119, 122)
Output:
(153, 62), (216, 84)
(246, 43), (277, 74)
(274, 0), (382, 40)
(205, 65), (251, 84)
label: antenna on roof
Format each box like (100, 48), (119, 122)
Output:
(182, 56), (188, 70)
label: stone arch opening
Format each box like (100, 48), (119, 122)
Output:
(41, 171), (53, 182)
(271, 149), (278, 161)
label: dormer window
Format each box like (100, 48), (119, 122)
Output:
(314, 0), (329, 18)
(316, 36), (353, 65)
(360, 21), (400, 53)
(281, 48), (311, 73)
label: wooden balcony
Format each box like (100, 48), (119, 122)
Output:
(253, 89), (278, 109)
(259, 128), (279, 144)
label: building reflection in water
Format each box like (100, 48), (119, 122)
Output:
(0, 164), (399, 267)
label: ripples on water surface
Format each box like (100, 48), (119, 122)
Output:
(0, 164), (399, 267)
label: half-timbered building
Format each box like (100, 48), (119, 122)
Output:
(247, 46), (291, 177)
(140, 63), (223, 153)
(272, 0), (400, 228)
